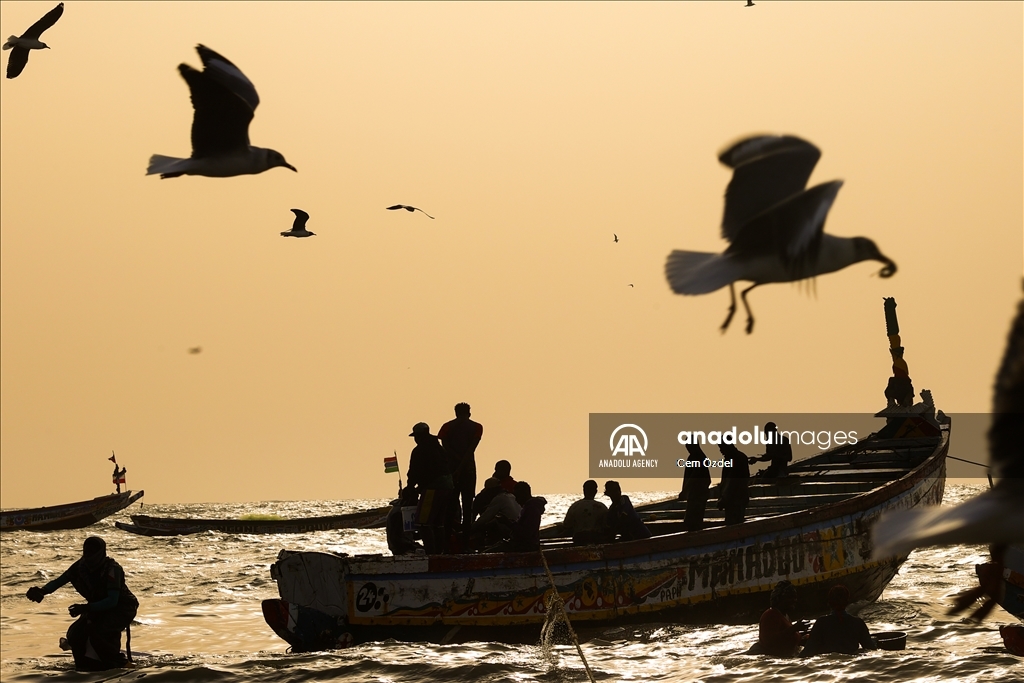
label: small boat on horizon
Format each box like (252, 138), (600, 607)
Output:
(115, 506), (391, 536)
(1, 490), (145, 532)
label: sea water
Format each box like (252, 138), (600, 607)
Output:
(2, 484), (1020, 682)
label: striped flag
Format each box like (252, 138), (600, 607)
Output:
(384, 455), (399, 473)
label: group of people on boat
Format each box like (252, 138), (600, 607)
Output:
(678, 422), (794, 531)
(386, 403), (551, 555)
(560, 479), (652, 545)
(750, 580), (877, 657)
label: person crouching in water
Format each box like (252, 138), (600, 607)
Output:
(801, 584), (877, 656)
(749, 580), (808, 656)
(25, 536), (139, 671)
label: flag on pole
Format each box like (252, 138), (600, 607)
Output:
(384, 455), (399, 473)
(113, 469), (126, 485)
(109, 452), (117, 464)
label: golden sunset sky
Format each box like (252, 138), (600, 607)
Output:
(1, 2), (1020, 507)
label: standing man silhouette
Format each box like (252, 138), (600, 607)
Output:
(438, 402), (484, 530)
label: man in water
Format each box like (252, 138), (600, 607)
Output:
(801, 584), (877, 656)
(25, 536), (139, 671)
(750, 580), (808, 656)
(438, 402), (484, 530)
(562, 479), (613, 545)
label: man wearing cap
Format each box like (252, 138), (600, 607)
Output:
(25, 536), (139, 671)
(438, 402), (484, 530)
(407, 422), (454, 554)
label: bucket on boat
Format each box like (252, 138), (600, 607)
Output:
(875, 631), (907, 650)
(401, 506), (418, 532)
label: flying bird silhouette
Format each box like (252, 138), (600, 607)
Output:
(3, 2), (63, 79)
(665, 135), (896, 334)
(387, 205), (434, 219)
(147, 45), (296, 179)
(746, 1), (755, 7)
(188, 346), (202, 355)
(281, 209), (315, 237)
(614, 234), (619, 243)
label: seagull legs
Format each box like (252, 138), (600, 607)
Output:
(740, 284), (759, 334)
(721, 283), (738, 333)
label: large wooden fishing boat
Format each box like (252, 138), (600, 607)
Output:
(262, 298), (950, 650)
(1, 490), (144, 532)
(115, 506), (392, 536)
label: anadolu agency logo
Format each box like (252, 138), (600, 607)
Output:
(609, 424), (648, 457)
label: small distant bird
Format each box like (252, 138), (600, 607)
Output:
(147, 45), (296, 179)
(614, 234), (619, 243)
(629, 284), (634, 288)
(3, 2), (63, 79)
(665, 135), (896, 334)
(746, 1), (755, 6)
(281, 209), (315, 238)
(386, 205), (434, 219)
(188, 346), (202, 354)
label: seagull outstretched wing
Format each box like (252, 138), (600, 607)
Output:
(179, 45), (257, 158)
(718, 135), (821, 241)
(726, 180), (843, 278)
(5, 2), (63, 79)
(21, 2), (64, 40)
(387, 205), (435, 219)
(290, 208), (310, 230)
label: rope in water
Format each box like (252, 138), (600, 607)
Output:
(538, 550), (596, 683)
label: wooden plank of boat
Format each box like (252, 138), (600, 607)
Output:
(122, 506), (391, 536)
(264, 422), (950, 650)
(1, 491), (145, 532)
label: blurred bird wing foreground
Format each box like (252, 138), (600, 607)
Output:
(872, 484), (1024, 559)
(4, 2), (64, 79)
(718, 135), (821, 241)
(180, 45), (258, 157)
(290, 209), (310, 230)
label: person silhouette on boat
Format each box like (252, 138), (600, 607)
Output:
(492, 459), (517, 493)
(748, 580), (809, 656)
(386, 486), (423, 556)
(503, 481), (547, 552)
(438, 402), (484, 530)
(801, 584), (877, 656)
(406, 422), (454, 554)
(563, 479), (613, 545)
(471, 477), (522, 548)
(718, 443), (751, 525)
(748, 422), (792, 478)
(679, 443), (712, 531)
(605, 480), (652, 541)
(25, 536), (139, 671)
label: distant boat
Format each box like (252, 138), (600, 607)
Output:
(1, 491), (144, 532)
(116, 506), (391, 536)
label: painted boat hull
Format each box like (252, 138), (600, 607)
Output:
(120, 506), (391, 536)
(266, 427), (948, 651)
(1, 491), (144, 531)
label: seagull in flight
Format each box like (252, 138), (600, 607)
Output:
(387, 205), (434, 219)
(281, 209), (315, 237)
(3, 2), (63, 79)
(665, 135), (896, 334)
(147, 45), (296, 179)
(614, 234), (619, 243)
(188, 346), (202, 354)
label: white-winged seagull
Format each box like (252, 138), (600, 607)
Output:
(386, 204), (435, 219)
(147, 45), (296, 179)
(281, 209), (315, 238)
(3, 2), (63, 79)
(665, 135), (896, 334)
